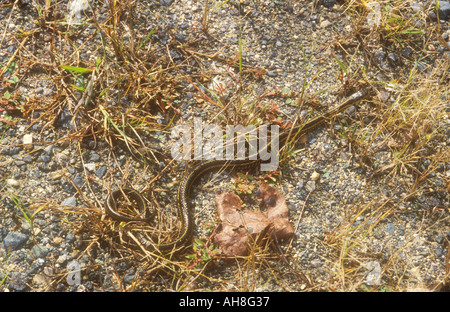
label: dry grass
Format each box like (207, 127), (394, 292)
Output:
(312, 0), (449, 291)
(335, 0), (449, 194)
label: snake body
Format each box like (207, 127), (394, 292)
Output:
(106, 90), (368, 251)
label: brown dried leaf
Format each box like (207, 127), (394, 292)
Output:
(258, 182), (294, 240)
(213, 183), (294, 257)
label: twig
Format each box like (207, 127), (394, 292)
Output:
(0, 37), (28, 78)
(0, 0), (19, 47)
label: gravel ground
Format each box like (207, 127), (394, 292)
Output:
(0, 0), (449, 292)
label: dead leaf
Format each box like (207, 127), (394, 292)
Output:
(258, 182), (295, 241)
(214, 193), (271, 257)
(213, 183), (294, 257)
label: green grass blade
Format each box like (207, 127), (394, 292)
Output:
(61, 65), (91, 74)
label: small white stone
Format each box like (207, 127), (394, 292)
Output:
(84, 163), (96, 172)
(6, 178), (20, 187)
(311, 171), (320, 181)
(23, 134), (33, 149)
(57, 254), (68, 264)
(320, 20), (331, 28)
(364, 261), (381, 286)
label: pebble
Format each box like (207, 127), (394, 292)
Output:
(43, 145), (54, 156)
(364, 261), (381, 286)
(385, 223), (395, 235)
(123, 274), (135, 284)
(22, 155), (33, 163)
(89, 151), (101, 162)
(374, 49), (385, 63)
(36, 258), (46, 266)
(43, 267), (53, 276)
(53, 237), (64, 245)
(9, 147), (22, 155)
(33, 273), (51, 287)
(437, 1), (450, 20)
(159, 0), (175, 7)
(6, 178), (20, 187)
(8, 272), (28, 291)
(14, 160), (25, 167)
(66, 233), (76, 243)
(320, 20), (331, 28)
(387, 53), (399, 65)
(57, 254), (68, 264)
(435, 245), (444, 257)
(410, 2), (422, 13)
(321, 0), (336, 8)
(3, 232), (28, 251)
(311, 171), (320, 181)
(345, 105), (356, 115)
(84, 163), (96, 172)
(95, 166), (107, 179)
(32, 245), (49, 259)
(40, 155), (51, 163)
(305, 180), (316, 192)
(23, 134), (33, 150)
(311, 259), (322, 267)
(61, 197), (77, 207)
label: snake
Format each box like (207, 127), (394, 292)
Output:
(105, 89), (369, 252)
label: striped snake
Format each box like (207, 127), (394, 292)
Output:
(105, 89), (368, 252)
